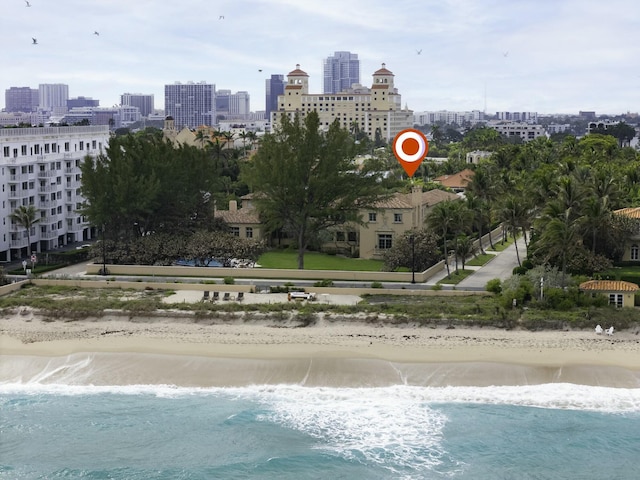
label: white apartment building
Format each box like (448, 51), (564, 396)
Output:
(414, 110), (485, 126)
(495, 111), (538, 124)
(39, 84), (69, 116)
(487, 121), (546, 142)
(272, 63), (413, 142)
(1, 125), (110, 262)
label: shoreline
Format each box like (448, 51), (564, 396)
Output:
(2, 310), (640, 388)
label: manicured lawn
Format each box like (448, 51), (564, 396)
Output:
(488, 236), (515, 252)
(437, 269), (475, 285)
(257, 250), (384, 271)
(466, 253), (496, 267)
(599, 266), (640, 284)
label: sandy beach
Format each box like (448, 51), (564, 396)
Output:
(2, 303), (640, 388)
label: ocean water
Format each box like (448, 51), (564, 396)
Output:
(2, 362), (640, 479)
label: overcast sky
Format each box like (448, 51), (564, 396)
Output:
(2, 0), (639, 115)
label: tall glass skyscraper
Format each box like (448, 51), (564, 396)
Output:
(265, 74), (285, 121)
(323, 51), (360, 94)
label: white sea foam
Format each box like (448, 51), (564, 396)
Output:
(2, 380), (640, 412)
(253, 386), (454, 473)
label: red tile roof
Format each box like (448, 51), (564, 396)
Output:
(579, 280), (639, 292)
(434, 169), (475, 189)
(614, 207), (640, 219)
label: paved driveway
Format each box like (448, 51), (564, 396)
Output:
(456, 237), (527, 290)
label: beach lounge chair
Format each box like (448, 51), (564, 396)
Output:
(211, 291), (219, 302)
(606, 326), (614, 336)
(595, 324), (603, 335)
(223, 292), (230, 301)
(237, 292), (244, 301)
(202, 291), (210, 302)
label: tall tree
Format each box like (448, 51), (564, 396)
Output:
(426, 199), (459, 278)
(80, 134), (219, 238)
(10, 205), (40, 256)
(467, 165), (498, 249)
(533, 207), (581, 285)
(243, 112), (386, 269)
(498, 194), (528, 266)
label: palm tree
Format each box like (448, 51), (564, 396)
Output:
(454, 234), (475, 271)
(534, 208), (581, 286)
(239, 131), (250, 159)
(10, 205), (40, 257)
(427, 200), (458, 278)
(465, 192), (486, 254)
(499, 194), (528, 266)
(220, 131), (235, 150)
(467, 166), (498, 249)
(578, 196), (611, 255)
(194, 129), (209, 149)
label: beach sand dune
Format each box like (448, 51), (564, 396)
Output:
(1, 307), (639, 388)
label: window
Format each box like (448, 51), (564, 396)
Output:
(631, 244), (639, 261)
(608, 293), (623, 308)
(378, 234), (392, 249)
(246, 227), (253, 238)
(348, 231), (357, 242)
(231, 227), (240, 237)
(336, 231), (345, 242)
(394, 213), (403, 223)
(368, 212), (377, 222)
(3, 147), (8, 157)
(64, 142), (70, 152)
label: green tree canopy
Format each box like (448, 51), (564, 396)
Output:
(243, 111), (387, 269)
(80, 134), (219, 239)
(382, 228), (440, 272)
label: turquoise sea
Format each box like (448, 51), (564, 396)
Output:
(2, 357), (640, 479)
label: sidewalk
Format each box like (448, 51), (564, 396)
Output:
(425, 237), (526, 289)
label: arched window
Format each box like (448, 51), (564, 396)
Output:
(631, 244), (639, 261)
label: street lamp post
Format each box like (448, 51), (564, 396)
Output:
(101, 224), (107, 276)
(410, 234), (416, 284)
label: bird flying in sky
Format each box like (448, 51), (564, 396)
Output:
(32, 37), (37, 44)
(219, 15), (224, 20)
(416, 49), (422, 55)
(94, 31), (100, 36)
(25, 0), (31, 7)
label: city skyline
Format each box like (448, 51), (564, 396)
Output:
(2, 0), (639, 115)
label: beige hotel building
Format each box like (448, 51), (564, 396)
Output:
(271, 63), (413, 142)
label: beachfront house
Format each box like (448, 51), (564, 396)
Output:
(579, 280), (639, 308)
(214, 196), (263, 241)
(613, 207), (640, 262)
(326, 186), (460, 259)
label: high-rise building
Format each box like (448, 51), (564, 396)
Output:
(265, 74), (285, 120)
(215, 89), (231, 121)
(0, 125), (110, 261)
(39, 84), (69, 115)
(323, 51), (360, 94)
(5, 87), (39, 113)
(164, 82), (216, 129)
(67, 97), (100, 109)
(229, 91), (250, 118)
(121, 93), (154, 117)
(272, 63), (413, 143)
(216, 90), (251, 121)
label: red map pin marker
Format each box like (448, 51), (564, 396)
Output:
(392, 128), (429, 178)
